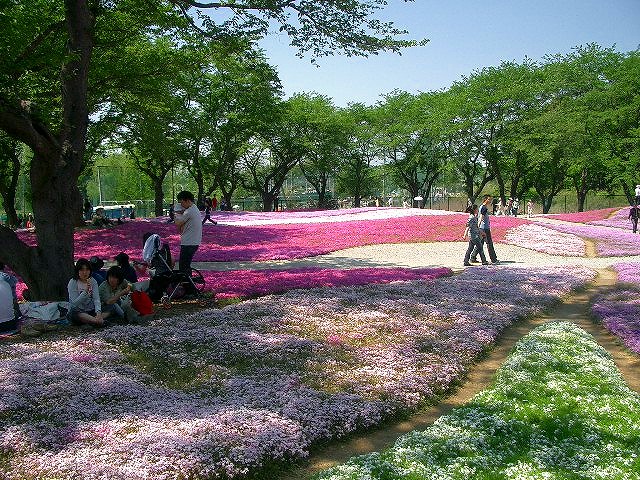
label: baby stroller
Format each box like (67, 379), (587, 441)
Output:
(141, 234), (206, 307)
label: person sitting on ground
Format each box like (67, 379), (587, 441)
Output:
(67, 258), (105, 327)
(98, 266), (139, 323)
(91, 207), (114, 227)
(0, 265), (18, 333)
(89, 256), (107, 284)
(114, 252), (137, 283)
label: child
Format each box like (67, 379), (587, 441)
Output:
(67, 258), (105, 326)
(462, 204), (489, 266)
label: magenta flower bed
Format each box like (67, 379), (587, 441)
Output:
(540, 207), (620, 223)
(0, 266), (595, 479)
(16, 214), (528, 263)
(538, 222), (640, 256)
(206, 266), (452, 299)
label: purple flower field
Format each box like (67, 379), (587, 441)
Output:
(589, 206), (638, 231)
(537, 221), (640, 256)
(592, 288), (640, 354)
(0, 266), (595, 479)
(590, 262), (640, 355)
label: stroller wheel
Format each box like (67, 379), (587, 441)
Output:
(190, 268), (206, 293)
(161, 294), (171, 309)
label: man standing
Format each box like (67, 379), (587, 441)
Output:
(175, 191), (203, 280)
(471, 194), (499, 264)
(629, 204), (639, 234)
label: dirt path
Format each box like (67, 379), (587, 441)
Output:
(277, 268), (640, 480)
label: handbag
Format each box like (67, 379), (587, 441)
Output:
(131, 290), (154, 316)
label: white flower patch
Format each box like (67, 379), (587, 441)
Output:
(503, 224), (586, 256)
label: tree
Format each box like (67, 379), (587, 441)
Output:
(336, 103), (379, 207)
(376, 91), (447, 203)
(0, 0), (420, 299)
(289, 94), (343, 208)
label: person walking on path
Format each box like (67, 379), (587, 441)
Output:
(629, 205), (639, 234)
(202, 197), (217, 225)
(471, 194), (499, 264)
(463, 204), (489, 266)
(635, 185), (640, 206)
(175, 190), (203, 281)
(526, 199), (534, 218)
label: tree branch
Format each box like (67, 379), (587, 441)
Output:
(0, 94), (60, 157)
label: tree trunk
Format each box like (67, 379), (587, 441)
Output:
(153, 179), (165, 217)
(0, 0), (94, 300)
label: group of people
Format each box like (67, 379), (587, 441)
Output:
(493, 197), (533, 217)
(68, 191), (203, 326)
(463, 194), (500, 267)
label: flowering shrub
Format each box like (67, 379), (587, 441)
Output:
(540, 207), (620, 223)
(314, 322), (640, 480)
(502, 224), (586, 256)
(536, 221), (640, 256)
(205, 267), (452, 299)
(0, 266), (594, 479)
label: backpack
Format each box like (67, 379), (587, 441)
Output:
(131, 290), (154, 316)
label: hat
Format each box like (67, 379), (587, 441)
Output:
(89, 256), (104, 270)
(114, 252), (129, 264)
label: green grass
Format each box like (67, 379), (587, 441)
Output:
(314, 322), (640, 480)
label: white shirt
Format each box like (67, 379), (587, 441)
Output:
(0, 279), (15, 324)
(177, 204), (203, 246)
(635, 186), (640, 197)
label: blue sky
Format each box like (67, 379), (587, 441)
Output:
(258, 0), (640, 106)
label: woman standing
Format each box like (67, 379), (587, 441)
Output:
(67, 258), (105, 326)
(463, 204), (489, 266)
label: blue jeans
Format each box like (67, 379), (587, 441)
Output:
(471, 229), (497, 263)
(465, 237), (487, 264)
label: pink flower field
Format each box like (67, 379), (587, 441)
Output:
(0, 266), (596, 479)
(16, 211), (528, 263)
(540, 207), (620, 223)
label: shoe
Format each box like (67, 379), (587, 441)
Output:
(491, 260), (500, 265)
(20, 326), (41, 337)
(470, 258), (478, 263)
(482, 262), (490, 265)
(463, 263), (472, 266)
(31, 322), (58, 332)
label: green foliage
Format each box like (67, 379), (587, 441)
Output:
(315, 322), (640, 479)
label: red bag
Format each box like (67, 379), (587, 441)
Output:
(131, 290), (154, 316)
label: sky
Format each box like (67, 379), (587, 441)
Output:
(258, 0), (640, 107)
